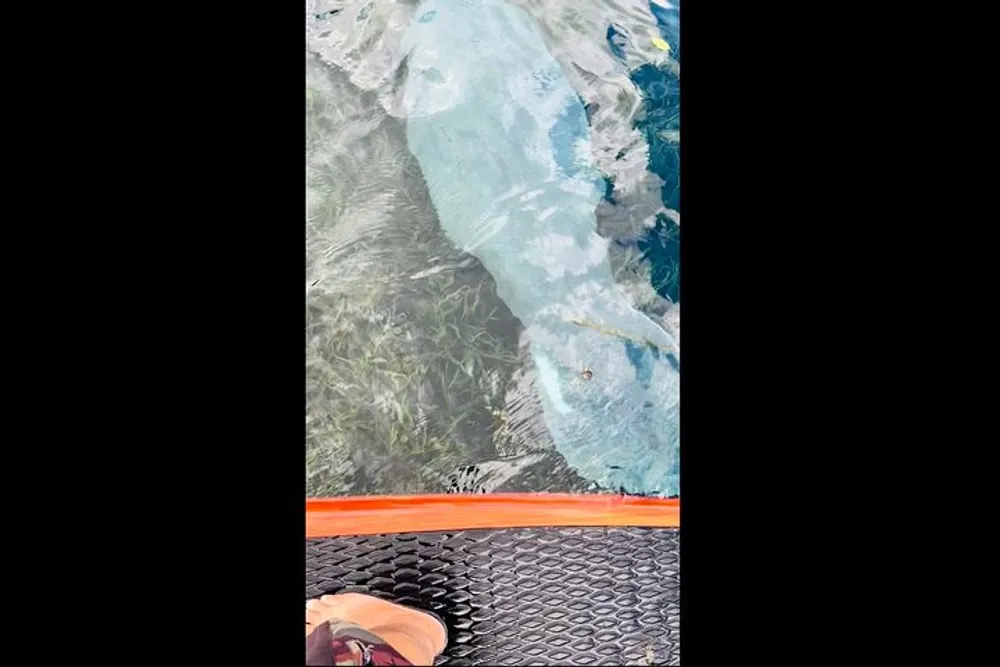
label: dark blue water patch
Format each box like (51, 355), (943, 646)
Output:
(631, 63), (680, 212)
(606, 25), (628, 60)
(602, 176), (617, 205)
(624, 341), (653, 388)
(549, 96), (587, 177)
(665, 352), (680, 372)
(638, 212), (680, 302)
(418, 9), (436, 23)
(631, 60), (680, 299)
(623, 340), (679, 384)
(604, 17), (681, 304)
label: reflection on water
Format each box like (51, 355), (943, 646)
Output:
(306, 0), (680, 497)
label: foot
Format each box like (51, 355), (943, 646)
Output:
(306, 593), (447, 665)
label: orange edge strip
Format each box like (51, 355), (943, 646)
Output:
(307, 493), (679, 538)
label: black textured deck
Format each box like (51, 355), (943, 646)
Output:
(306, 527), (680, 665)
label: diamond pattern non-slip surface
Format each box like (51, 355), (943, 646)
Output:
(306, 527), (679, 665)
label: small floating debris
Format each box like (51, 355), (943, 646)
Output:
(652, 37), (671, 52)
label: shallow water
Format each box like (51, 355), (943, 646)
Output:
(306, 0), (680, 497)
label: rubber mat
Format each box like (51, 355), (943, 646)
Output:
(306, 527), (680, 665)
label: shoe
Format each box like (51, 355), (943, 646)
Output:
(306, 593), (448, 665)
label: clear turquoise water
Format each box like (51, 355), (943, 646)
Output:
(305, 0), (680, 498)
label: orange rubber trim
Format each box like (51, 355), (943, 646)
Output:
(306, 493), (679, 538)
